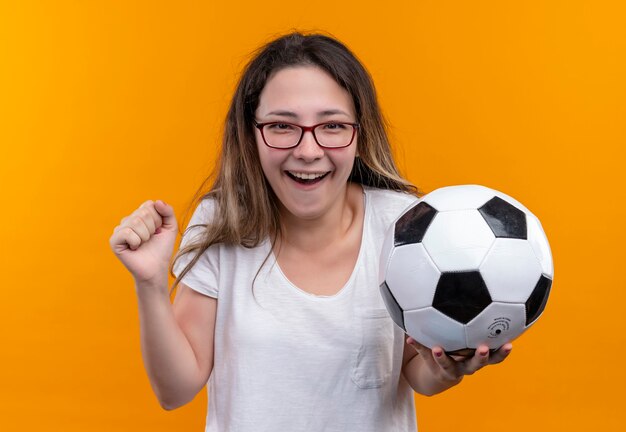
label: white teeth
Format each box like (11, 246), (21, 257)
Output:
(289, 171), (327, 180)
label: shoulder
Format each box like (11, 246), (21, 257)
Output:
(193, 196), (217, 219)
(364, 186), (419, 218)
(184, 196), (218, 229)
(178, 196), (219, 247)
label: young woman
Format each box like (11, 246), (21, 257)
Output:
(110, 32), (511, 431)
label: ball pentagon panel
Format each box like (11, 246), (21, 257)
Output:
(394, 201), (437, 246)
(379, 281), (405, 331)
(478, 196), (527, 239)
(492, 189), (532, 215)
(525, 275), (552, 326)
(433, 271), (492, 324)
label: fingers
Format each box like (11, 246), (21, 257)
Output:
(489, 343), (513, 365)
(406, 337), (433, 360)
(110, 200), (170, 252)
(431, 347), (461, 380)
(138, 200), (163, 233)
(109, 225), (143, 253)
(407, 337), (460, 380)
(121, 227), (142, 250)
(460, 343), (512, 374)
(153, 199), (176, 230)
(460, 345), (491, 375)
(405, 337), (513, 381)
(406, 337), (444, 374)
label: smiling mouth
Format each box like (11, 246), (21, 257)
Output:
(285, 171), (330, 185)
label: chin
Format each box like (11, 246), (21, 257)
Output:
(282, 203), (327, 221)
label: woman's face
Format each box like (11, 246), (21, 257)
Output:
(254, 66), (358, 222)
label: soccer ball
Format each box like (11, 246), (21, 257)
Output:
(379, 185), (553, 355)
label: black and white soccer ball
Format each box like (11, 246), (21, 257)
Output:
(379, 185), (554, 355)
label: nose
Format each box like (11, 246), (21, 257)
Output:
(292, 129), (324, 161)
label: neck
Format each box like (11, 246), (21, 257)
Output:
(277, 183), (363, 253)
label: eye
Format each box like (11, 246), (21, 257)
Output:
(267, 123), (297, 132)
(321, 122), (348, 132)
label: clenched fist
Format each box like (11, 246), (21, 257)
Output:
(109, 200), (178, 285)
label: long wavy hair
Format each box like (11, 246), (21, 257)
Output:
(168, 31), (419, 298)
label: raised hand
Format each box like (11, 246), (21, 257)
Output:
(109, 199), (177, 285)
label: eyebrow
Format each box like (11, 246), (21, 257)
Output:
(265, 109), (351, 118)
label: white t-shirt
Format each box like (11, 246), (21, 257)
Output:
(173, 186), (419, 432)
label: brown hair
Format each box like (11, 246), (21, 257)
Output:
(168, 31), (419, 298)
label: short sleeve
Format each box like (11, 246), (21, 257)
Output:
(172, 199), (220, 298)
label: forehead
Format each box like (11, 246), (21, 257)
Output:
(256, 66), (355, 118)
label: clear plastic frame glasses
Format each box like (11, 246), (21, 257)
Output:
(254, 121), (360, 149)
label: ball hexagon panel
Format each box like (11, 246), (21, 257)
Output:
(422, 210), (495, 272)
(480, 239), (543, 303)
(394, 201), (437, 246)
(478, 196), (527, 239)
(379, 281), (405, 331)
(379, 223), (396, 286)
(404, 307), (468, 352)
(384, 243), (441, 311)
(465, 302), (527, 350)
(421, 184), (495, 211)
(433, 271), (492, 324)
(526, 214), (554, 278)
(525, 275), (552, 326)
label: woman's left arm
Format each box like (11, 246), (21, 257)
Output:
(401, 337), (512, 396)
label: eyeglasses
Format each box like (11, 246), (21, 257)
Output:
(254, 121), (359, 149)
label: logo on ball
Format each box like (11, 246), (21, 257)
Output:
(487, 317), (511, 338)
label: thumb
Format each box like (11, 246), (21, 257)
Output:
(154, 200), (177, 230)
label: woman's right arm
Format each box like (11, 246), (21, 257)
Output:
(110, 200), (216, 410)
(136, 279), (216, 410)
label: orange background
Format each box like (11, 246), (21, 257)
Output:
(1, 1), (624, 431)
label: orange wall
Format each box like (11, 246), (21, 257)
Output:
(1, 1), (624, 430)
